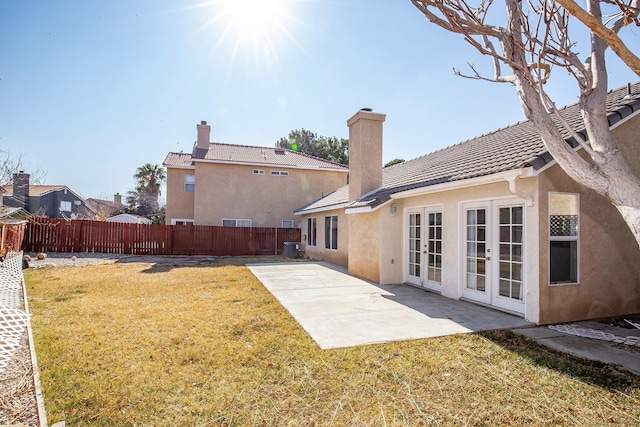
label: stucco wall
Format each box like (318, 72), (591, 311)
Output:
(370, 178), (540, 322)
(189, 162), (346, 227)
(300, 208), (348, 266)
(537, 117), (640, 324)
(165, 167), (195, 224)
(347, 210), (382, 282)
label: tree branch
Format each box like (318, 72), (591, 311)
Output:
(553, 0), (640, 76)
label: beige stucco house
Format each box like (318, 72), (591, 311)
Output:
(296, 83), (640, 325)
(163, 121), (348, 227)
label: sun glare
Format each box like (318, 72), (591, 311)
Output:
(188, 0), (305, 77)
(201, 0), (300, 58)
(224, 0), (287, 29)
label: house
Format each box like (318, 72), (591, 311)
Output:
(295, 83), (640, 325)
(163, 121), (349, 227)
(0, 207), (30, 222)
(1, 172), (92, 219)
(86, 193), (125, 220)
(106, 213), (153, 224)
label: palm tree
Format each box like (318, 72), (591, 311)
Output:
(127, 163), (166, 216)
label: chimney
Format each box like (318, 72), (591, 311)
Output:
(196, 120), (211, 150)
(114, 193), (122, 205)
(13, 171), (30, 211)
(347, 108), (386, 202)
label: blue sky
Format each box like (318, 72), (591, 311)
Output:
(1, 0), (637, 201)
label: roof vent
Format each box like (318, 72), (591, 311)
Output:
(623, 82), (636, 99)
(360, 108), (373, 112)
(201, 120), (207, 125)
(275, 148), (286, 155)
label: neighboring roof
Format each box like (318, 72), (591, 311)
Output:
(0, 207), (30, 222)
(164, 143), (348, 171)
(163, 152), (194, 168)
(1, 185), (85, 201)
(106, 213), (153, 224)
(296, 82), (640, 214)
(86, 198), (125, 214)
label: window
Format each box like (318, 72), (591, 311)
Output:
(60, 201), (71, 212)
(282, 220), (294, 228)
(427, 212), (443, 283)
(499, 206), (524, 300)
(172, 219), (194, 225)
(307, 217), (317, 247)
(549, 193), (579, 284)
(185, 174), (195, 192)
(222, 219), (252, 227)
(271, 170), (289, 176)
(324, 215), (338, 250)
(253, 169), (265, 175)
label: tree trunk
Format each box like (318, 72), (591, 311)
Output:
(501, 0), (640, 250)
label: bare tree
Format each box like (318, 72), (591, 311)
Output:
(0, 149), (46, 192)
(411, 0), (640, 247)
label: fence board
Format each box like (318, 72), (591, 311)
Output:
(0, 222), (27, 256)
(22, 218), (301, 257)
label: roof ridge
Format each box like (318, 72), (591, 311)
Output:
(205, 141), (348, 168)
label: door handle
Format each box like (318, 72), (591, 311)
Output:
(486, 256), (491, 261)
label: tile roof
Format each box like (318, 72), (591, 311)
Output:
(164, 143), (348, 171)
(296, 82), (640, 214)
(107, 213), (153, 224)
(1, 185), (84, 200)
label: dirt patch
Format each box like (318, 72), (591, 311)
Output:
(24, 253), (300, 268)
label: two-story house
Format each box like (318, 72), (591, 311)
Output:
(163, 121), (349, 228)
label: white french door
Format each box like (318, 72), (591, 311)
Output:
(406, 208), (443, 292)
(462, 200), (525, 314)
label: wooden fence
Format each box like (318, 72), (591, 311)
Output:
(22, 217), (301, 256)
(1, 221), (27, 256)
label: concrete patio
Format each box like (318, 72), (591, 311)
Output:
(247, 261), (532, 349)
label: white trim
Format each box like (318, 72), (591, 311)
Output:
(294, 203), (350, 216)
(391, 168), (537, 201)
(345, 199), (398, 214)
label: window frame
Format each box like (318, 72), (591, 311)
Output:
(60, 200), (72, 212)
(426, 211), (443, 284)
(222, 219), (252, 227)
(307, 217), (317, 247)
(253, 169), (265, 175)
(184, 174), (195, 192)
(171, 219), (194, 226)
(548, 192), (580, 285)
(324, 215), (338, 250)
(271, 170), (289, 176)
(282, 220), (294, 228)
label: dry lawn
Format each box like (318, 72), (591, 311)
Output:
(25, 258), (640, 426)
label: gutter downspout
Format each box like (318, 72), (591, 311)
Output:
(506, 170), (535, 207)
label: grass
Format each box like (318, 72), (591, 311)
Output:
(26, 258), (640, 426)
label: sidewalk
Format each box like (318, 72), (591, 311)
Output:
(513, 321), (640, 375)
